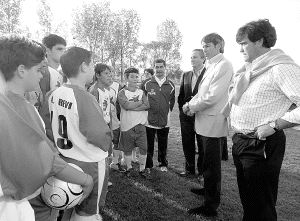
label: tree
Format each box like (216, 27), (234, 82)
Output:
(105, 9), (141, 81)
(136, 19), (182, 76)
(157, 19), (183, 70)
(53, 20), (69, 41)
(0, 0), (23, 34)
(72, 1), (111, 62)
(136, 41), (164, 70)
(37, 0), (52, 36)
(135, 43), (150, 69)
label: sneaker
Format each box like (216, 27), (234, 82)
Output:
(118, 163), (126, 172)
(190, 187), (205, 195)
(197, 175), (204, 184)
(120, 158), (126, 166)
(132, 161), (139, 166)
(95, 214), (103, 221)
(125, 168), (138, 177)
(140, 169), (151, 179)
(110, 163), (126, 172)
(179, 171), (195, 178)
(188, 205), (217, 217)
(108, 181), (113, 187)
(160, 166), (168, 172)
(110, 163), (119, 170)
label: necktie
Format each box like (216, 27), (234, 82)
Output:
(192, 68), (206, 95)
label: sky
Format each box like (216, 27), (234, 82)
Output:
(21, 0), (300, 71)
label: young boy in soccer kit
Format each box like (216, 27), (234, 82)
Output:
(25, 34), (66, 111)
(117, 68), (150, 177)
(89, 64), (125, 172)
(0, 37), (93, 221)
(89, 63), (112, 126)
(48, 47), (111, 221)
(109, 80), (126, 170)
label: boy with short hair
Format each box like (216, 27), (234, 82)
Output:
(25, 34), (67, 144)
(118, 67), (150, 177)
(49, 47), (112, 220)
(90, 64), (125, 172)
(25, 34), (66, 111)
(109, 79), (126, 170)
(90, 63), (112, 126)
(0, 36), (93, 221)
(41, 34), (66, 91)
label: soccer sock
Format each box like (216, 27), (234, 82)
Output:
(139, 154), (147, 171)
(132, 149), (137, 162)
(124, 154), (132, 170)
(119, 151), (125, 165)
(71, 211), (102, 221)
(112, 149), (121, 164)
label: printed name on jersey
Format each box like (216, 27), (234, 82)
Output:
(58, 98), (73, 109)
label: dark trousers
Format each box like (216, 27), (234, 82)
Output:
(196, 134), (222, 211)
(146, 127), (169, 168)
(179, 112), (204, 174)
(221, 137), (228, 161)
(232, 131), (286, 221)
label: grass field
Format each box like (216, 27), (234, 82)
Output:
(102, 86), (300, 221)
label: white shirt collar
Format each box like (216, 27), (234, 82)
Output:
(193, 66), (205, 76)
(154, 76), (166, 87)
(206, 53), (224, 67)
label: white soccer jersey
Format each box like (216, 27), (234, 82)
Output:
(25, 66), (63, 109)
(118, 88), (148, 131)
(49, 66), (64, 91)
(97, 88), (111, 125)
(109, 82), (121, 130)
(110, 82), (119, 103)
(49, 84), (111, 162)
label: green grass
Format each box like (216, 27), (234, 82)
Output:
(102, 85), (300, 221)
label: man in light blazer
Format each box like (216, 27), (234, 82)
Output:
(183, 33), (234, 217)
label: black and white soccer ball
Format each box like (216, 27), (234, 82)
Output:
(41, 163), (84, 210)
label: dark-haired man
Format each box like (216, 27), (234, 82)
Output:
(141, 59), (175, 173)
(222, 19), (300, 221)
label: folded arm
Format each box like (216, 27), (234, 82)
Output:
(118, 89), (144, 110)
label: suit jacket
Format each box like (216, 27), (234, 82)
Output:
(189, 53), (234, 137)
(177, 68), (206, 112)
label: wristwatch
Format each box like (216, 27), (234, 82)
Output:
(269, 121), (279, 132)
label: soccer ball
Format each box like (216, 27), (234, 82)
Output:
(41, 163), (84, 210)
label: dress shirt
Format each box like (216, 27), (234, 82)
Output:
(230, 61), (300, 134)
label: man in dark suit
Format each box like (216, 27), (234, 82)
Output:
(177, 49), (206, 178)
